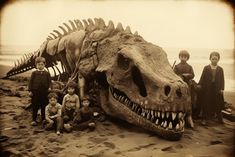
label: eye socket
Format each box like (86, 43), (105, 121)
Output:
(117, 54), (130, 71)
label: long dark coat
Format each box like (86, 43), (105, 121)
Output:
(198, 65), (224, 117)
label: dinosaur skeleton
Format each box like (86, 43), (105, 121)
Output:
(4, 18), (193, 140)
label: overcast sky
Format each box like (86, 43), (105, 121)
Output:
(0, 0), (234, 49)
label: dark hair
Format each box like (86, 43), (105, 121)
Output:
(209, 51), (220, 60)
(179, 50), (190, 59)
(82, 95), (90, 102)
(51, 81), (62, 89)
(48, 92), (58, 99)
(67, 81), (77, 89)
(35, 57), (46, 65)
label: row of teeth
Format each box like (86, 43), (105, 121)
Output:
(111, 87), (185, 131)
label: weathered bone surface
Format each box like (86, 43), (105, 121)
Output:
(4, 18), (191, 140)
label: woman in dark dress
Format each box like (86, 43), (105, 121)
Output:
(198, 52), (225, 125)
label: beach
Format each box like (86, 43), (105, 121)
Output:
(0, 63), (234, 157)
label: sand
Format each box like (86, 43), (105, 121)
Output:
(0, 66), (234, 157)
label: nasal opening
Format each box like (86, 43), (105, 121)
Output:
(164, 85), (171, 96)
(132, 66), (147, 97)
(176, 88), (182, 98)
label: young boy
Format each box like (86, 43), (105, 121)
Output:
(62, 81), (80, 130)
(173, 50), (195, 128)
(49, 81), (64, 104)
(198, 52), (225, 125)
(73, 96), (96, 131)
(28, 57), (51, 126)
(173, 50), (195, 84)
(45, 92), (63, 135)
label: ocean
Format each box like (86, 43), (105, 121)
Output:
(0, 45), (234, 92)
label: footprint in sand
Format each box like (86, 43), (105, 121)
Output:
(88, 136), (108, 144)
(103, 142), (116, 149)
(210, 140), (223, 145)
(161, 144), (184, 153)
(161, 146), (175, 152)
(126, 143), (156, 152)
(24, 142), (37, 152)
(118, 134), (125, 138)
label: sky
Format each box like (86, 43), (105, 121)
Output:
(0, 0), (234, 49)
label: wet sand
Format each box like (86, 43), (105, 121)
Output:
(0, 65), (234, 157)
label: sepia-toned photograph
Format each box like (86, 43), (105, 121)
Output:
(0, 0), (234, 156)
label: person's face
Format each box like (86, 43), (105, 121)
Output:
(36, 62), (45, 70)
(49, 97), (57, 105)
(67, 87), (75, 95)
(210, 55), (219, 66)
(82, 100), (90, 107)
(52, 83), (60, 89)
(179, 55), (188, 62)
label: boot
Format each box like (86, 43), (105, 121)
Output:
(217, 112), (224, 124)
(186, 115), (194, 128)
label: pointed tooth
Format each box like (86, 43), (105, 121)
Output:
(154, 111), (157, 117)
(161, 122), (164, 127)
(135, 106), (138, 112)
(124, 99), (128, 104)
(155, 119), (159, 125)
(172, 112), (177, 120)
(142, 112), (146, 117)
(147, 113), (150, 120)
(166, 112), (169, 118)
(158, 112), (160, 117)
(179, 120), (183, 129)
(176, 124), (180, 130)
(168, 122), (173, 129)
(121, 97), (125, 102)
(161, 112), (165, 119)
(163, 121), (167, 128)
(132, 105), (135, 110)
(151, 110), (154, 116)
(179, 112), (183, 119)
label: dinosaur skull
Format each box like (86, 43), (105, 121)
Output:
(97, 34), (190, 140)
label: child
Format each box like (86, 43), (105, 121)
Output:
(173, 50), (195, 84)
(62, 81), (80, 129)
(198, 52), (224, 125)
(45, 92), (63, 135)
(73, 96), (96, 131)
(28, 57), (51, 126)
(173, 50), (195, 128)
(49, 81), (64, 104)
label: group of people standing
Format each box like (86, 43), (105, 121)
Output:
(28, 57), (99, 135)
(174, 50), (225, 126)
